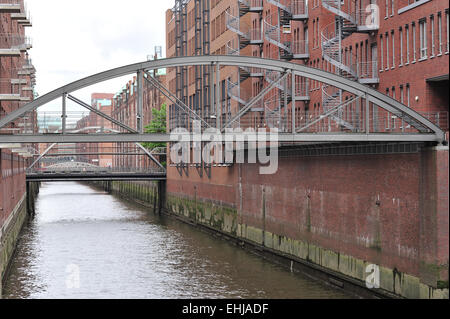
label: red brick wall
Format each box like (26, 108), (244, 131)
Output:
(0, 149), (26, 228)
(166, 145), (449, 283)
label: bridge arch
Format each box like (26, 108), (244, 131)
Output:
(0, 55), (445, 142)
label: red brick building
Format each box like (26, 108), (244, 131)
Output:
(111, 65), (166, 170)
(0, 0), (36, 292)
(165, 0), (448, 135)
(75, 93), (115, 167)
(162, 0), (449, 298)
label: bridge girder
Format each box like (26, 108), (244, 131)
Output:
(0, 55), (445, 143)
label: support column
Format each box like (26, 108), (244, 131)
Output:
(291, 72), (296, 133)
(137, 70), (144, 134)
(215, 63), (221, 130)
(61, 93), (67, 134)
(157, 180), (166, 215)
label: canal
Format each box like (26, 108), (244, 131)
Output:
(3, 182), (350, 299)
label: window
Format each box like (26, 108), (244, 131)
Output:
(391, 0), (395, 16)
(438, 12), (442, 54)
(412, 22), (417, 62)
(430, 15), (435, 56)
(406, 25), (410, 64)
(406, 84), (410, 107)
(446, 9), (449, 53)
(385, 0), (389, 18)
(392, 30), (395, 68)
(380, 35), (384, 70)
(419, 19), (427, 59)
(386, 32), (390, 70)
(400, 27), (404, 65)
(400, 85), (404, 104)
(313, 19), (316, 47)
(316, 18), (320, 48)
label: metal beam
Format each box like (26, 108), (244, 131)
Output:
(215, 62), (220, 129)
(62, 93), (67, 134)
(223, 71), (290, 130)
(144, 72), (210, 128)
(291, 72), (296, 132)
(297, 96), (361, 133)
(38, 153), (149, 157)
(135, 143), (166, 171)
(28, 143), (57, 170)
(0, 133), (440, 143)
(67, 94), (138, 133)
(137, 70), (144, 134)
(0, 55), (443, 141)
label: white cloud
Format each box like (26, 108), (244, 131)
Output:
(26, 0), (171, 111)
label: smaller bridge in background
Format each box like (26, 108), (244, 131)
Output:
(26, 161), (166, 182)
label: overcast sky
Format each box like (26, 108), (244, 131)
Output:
(26, 0), (171, 112)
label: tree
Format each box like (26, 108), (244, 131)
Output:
(142, 103), (167, 151)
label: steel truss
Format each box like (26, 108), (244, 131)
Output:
(0, 55), (444, 145)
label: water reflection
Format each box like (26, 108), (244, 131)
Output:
(3, 182), (350, 299)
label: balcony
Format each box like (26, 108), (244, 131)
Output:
(264, 20), (293, 59)
(267, 0), (308, 21)
(18, 15), (32, 27)
(0, 0), (21, 13)
(292, 40), (309, 59)
(322, 0), (379, 32)
(293, 77), (310, 101)
(10, 0), (27, 19)
(0, 79), (22, 101)
(357, 61), (379, 84)
(0, 34), (25, 56)
(354, 3), (379, 32)
(238, 0), (263, 17)
(226, 11), (263, 49)
(291, 0), (309, 20)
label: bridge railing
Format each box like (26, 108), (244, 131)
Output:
(27, 166), (166, 175)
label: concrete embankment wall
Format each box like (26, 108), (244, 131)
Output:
(91, 181), (161, 214)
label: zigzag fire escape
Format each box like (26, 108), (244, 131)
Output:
(321, 0), (379, 131)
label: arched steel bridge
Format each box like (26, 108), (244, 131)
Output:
(0, 55), (445, 144)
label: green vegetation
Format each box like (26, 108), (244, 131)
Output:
(142, 104), (167, 150)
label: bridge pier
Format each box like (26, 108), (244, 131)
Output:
(26, 182), (36, 217)
(157, 180), (166, 216)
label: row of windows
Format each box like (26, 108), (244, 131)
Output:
(380, 9), (449, 72)
(211, 10), (227, 41)
(312, 18), (319, 49)
(386, 83), (411, 107)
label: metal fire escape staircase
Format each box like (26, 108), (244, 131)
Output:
(320, 0), (379, 131)
(265, 1), (309, 60)
(264, 19), (293, 60)
(226, 8), (263, 110)
(238, 0), (263, 17)
(226, 11), (263, 50)
(267, 0), (309, 21)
